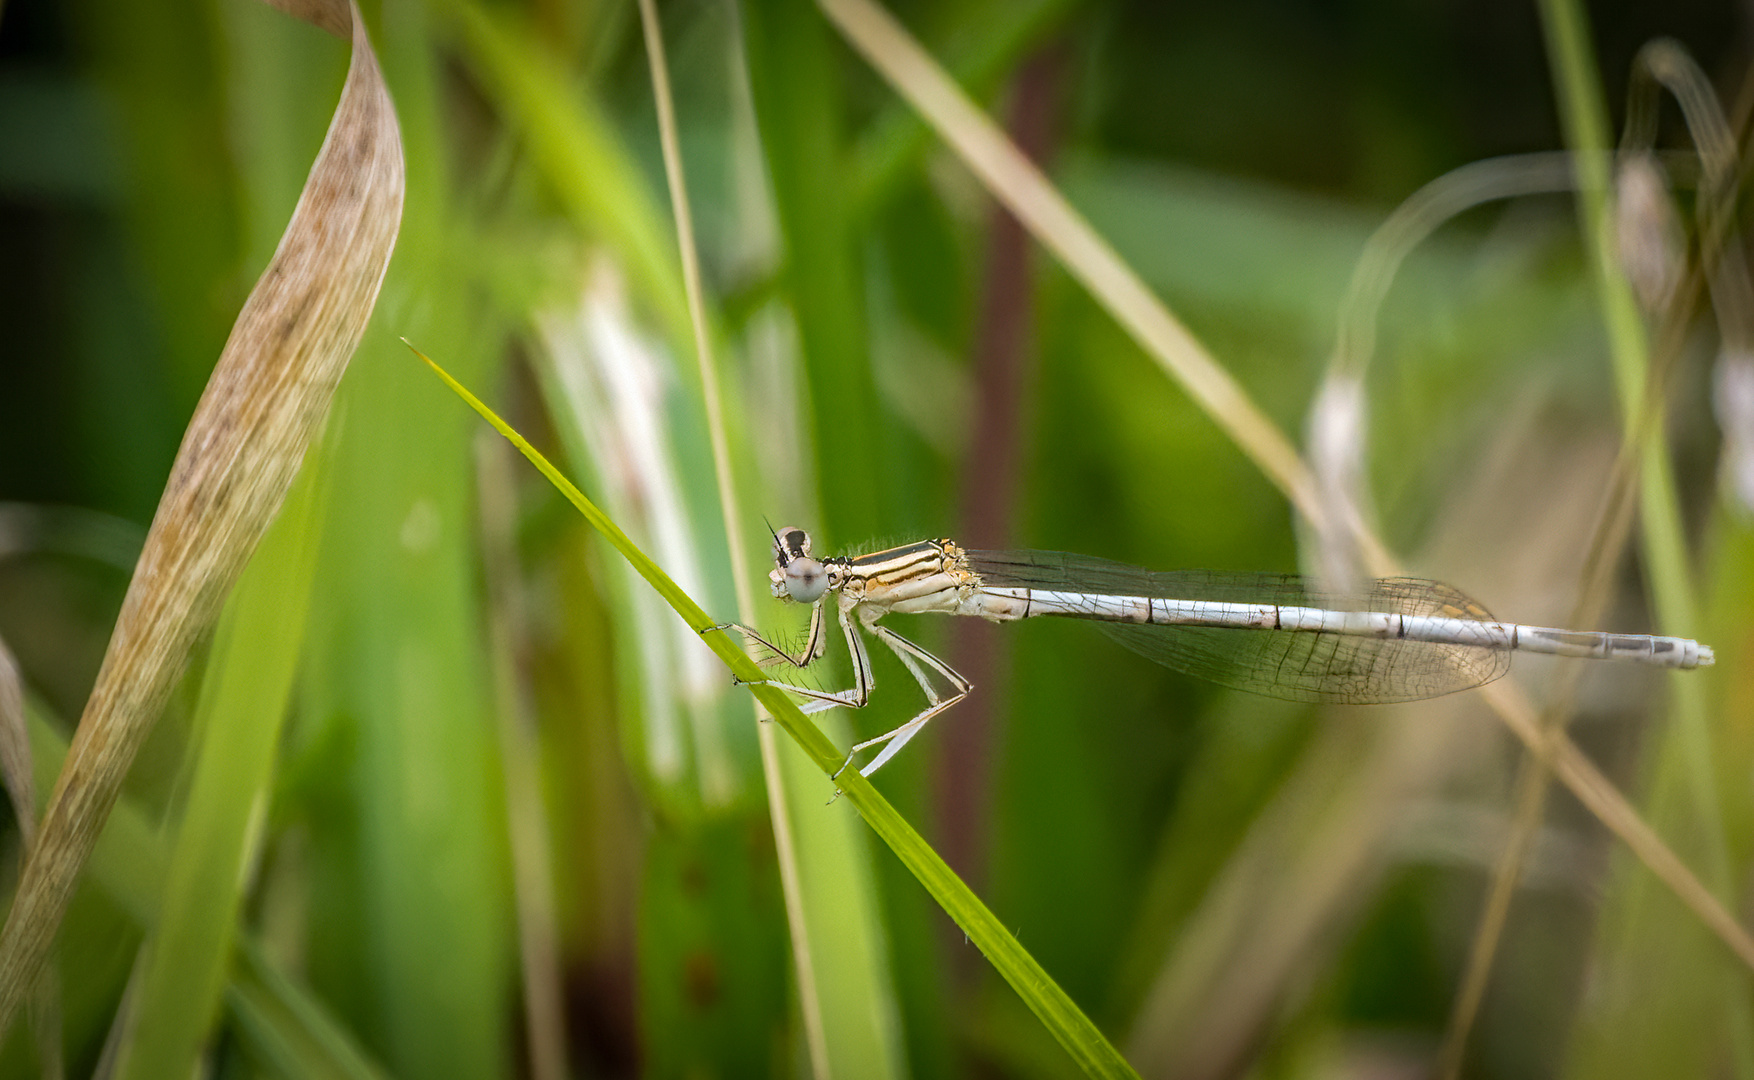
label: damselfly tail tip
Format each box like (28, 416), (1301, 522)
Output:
(1699, 644), (1716, 667)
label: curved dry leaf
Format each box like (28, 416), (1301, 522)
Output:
(0, 0), (403, 1036)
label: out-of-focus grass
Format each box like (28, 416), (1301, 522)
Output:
(2, 0), (1750, 1077)
(111, 452), (326, 1080)
(13, 705), (387, 1080)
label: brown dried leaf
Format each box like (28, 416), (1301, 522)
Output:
(0, 0), (403, 1036)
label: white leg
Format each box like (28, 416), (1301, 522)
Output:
(834, 625), (971, 778)
(739, 601), (875, 712)
(705, 599), (828, 669)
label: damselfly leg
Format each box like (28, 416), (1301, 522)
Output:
(710, 597), (972, 777)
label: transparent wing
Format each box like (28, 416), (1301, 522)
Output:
(966, 549), (1511, 704)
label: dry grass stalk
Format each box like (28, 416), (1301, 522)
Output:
(0, 0), (403, 1036)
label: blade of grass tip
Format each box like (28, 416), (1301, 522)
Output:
(823, 0), (1754, 978)
(111, 455), (326, 1080)
(409, 343), (714, 629)
(410, 346), (1142, 1080)
(0, 0), (402, 1038)
(632, 1), (833, 1076)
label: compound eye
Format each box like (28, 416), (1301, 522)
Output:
(784, 558), (830, 603)
(776, 526), (812, 562)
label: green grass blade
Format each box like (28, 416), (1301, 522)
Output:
(111, 455), (326, 1080)
(413, 344), (1141, 1080)
(23, 710), (386, 1080)
(1536, 4), (1749, 1076)
(740, 0), (890, 544)
(227, 940), (388, 1080)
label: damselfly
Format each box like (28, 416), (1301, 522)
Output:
(708, 527), (1714, 778)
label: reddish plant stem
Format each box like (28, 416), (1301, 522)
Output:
(936, 44), (1063, 896)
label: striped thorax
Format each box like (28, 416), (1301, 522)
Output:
(770, 528), (985, 616)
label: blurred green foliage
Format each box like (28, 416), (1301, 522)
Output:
(1, 0), (1750, 1077)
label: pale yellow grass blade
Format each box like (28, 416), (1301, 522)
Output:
(0, 0), (403, 1036)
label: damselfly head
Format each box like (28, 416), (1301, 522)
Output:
(768, 526), (829, 603)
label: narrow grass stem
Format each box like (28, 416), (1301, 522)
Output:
(1443, 165), (1736, 1061)
(633, 1), (832, 1074)
(1539, 0), (1743, 1005)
